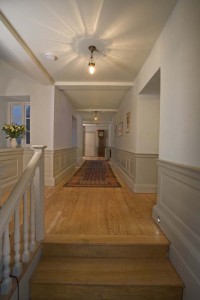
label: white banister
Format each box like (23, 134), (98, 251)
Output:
(12, 205), (22, 276)
(0, 145), (46, 295)
(29, 177), (36, 252)
(1, 225), (12, 294)
(34, 146), (46, 241)
(22, 191), (30, 263)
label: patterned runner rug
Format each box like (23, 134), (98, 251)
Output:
(64, 160), (121, 187)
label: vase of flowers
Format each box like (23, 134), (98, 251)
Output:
(1, 123), (26, 148)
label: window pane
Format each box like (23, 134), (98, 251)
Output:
(10, 102), (31, 145)
(17, 137), (21, 145)
(26, 119), (30, 131)
(12, 105), (22, 124)
(26, 105), (30, 118)
(26, 132), (30, 144)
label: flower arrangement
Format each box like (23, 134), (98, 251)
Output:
(1, 123), (26, 139)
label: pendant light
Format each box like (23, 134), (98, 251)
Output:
(88, 45), (96, 75)
(94, 111), (98, 121)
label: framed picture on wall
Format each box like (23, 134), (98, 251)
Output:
(126, 112), (131, 133)
(118, 122), (123, 136)
(114, 124), (117, 138)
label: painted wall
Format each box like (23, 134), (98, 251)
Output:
(0, 97), (8, 147)
(111, 84), (160, 155)
(54, 87), (83, 150)
(110, 87), (137, 152)
(136, 94), (160, 154)
(0, 60), (55, 149)
(133, 1), (200, 299)
(135, 0), (200, 168)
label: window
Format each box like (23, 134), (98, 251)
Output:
(9, 102), (30, 145)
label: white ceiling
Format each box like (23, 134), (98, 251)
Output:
(0, 0), (177, 123)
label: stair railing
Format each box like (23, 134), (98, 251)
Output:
(0, 145), (46, 295)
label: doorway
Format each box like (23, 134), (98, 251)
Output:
(84, 132), (95, 156)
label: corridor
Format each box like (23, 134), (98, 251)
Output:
(44, 160), (163, 238)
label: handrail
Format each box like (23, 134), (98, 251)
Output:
(0, 151), (41, 237)
(0, 145), (46, 295)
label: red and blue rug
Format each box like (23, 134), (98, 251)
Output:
(64, 160), (121, 187)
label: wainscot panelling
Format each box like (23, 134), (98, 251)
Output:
(111, 148), (158, 193)
(0, 148), (23, 194)
(23, 148), (34, 169)
(53, 147), (79, 186)
(0, 147), (83, 192)
(23, 147), (83, 186)
(134, 153), (158, 193)
(111, 148), (135, 192)
(153, 160), (200, 300)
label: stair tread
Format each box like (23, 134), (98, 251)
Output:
(44, 234), (169, 246)
(31, 257), (183, 287)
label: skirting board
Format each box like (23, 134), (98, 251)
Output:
(111, 160), (157, 193)
(153, 204), (200, 300)
(54, 163), (76, 185)
(134, 183), (157, 193)
(45, 163), (76, 186)
(111, 160), (134, 192)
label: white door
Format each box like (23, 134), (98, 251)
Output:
(84, 132), (95, 156)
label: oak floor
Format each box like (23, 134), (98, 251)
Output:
(44, 160), (164, 238)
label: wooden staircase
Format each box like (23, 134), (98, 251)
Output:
(30, 235), (183, 300)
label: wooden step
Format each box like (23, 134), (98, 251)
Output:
(43, 234), (169, 258)
(30, 256), (183, 300)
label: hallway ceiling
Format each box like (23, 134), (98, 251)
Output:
(0, 0), (177, 124)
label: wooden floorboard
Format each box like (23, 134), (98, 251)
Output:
(44, 160), (164, 239)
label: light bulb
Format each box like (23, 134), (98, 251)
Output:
(89, 63), (95, 75)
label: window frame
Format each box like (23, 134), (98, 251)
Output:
(8, 102), (30, 146)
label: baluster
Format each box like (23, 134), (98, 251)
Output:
(0, 235), (2, 284)
(22, 191), (30, 262)
(12, 205), (22, 276)
(0, 225), (12, 295)
(32, 146), (46, 242)
(29, 177), (36, 252)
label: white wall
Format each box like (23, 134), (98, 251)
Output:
(0, 60), (54, 149)
(135, 1), (200, 299)
(136, 94), (160, 154)
(111, 83), (160, 155)
(0, 97), (8, 147)
(54, 88), (83, 150)
(110, 87), (137, 152)
(135, 0), (200, 168)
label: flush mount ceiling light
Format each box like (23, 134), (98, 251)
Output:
(44, 52), (57, 61)
(88, 45), (96, 75)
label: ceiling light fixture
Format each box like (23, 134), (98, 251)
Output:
(88, 45), (96, 75)
(45, 52), (57, 61)
(94, 111), (98, 121)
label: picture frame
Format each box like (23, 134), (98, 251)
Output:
(114, 124), (117, 138)
(126, 112), (131, 133)
(118, 122), (123, 136)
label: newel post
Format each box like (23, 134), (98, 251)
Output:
(32, 145), (47, 242)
